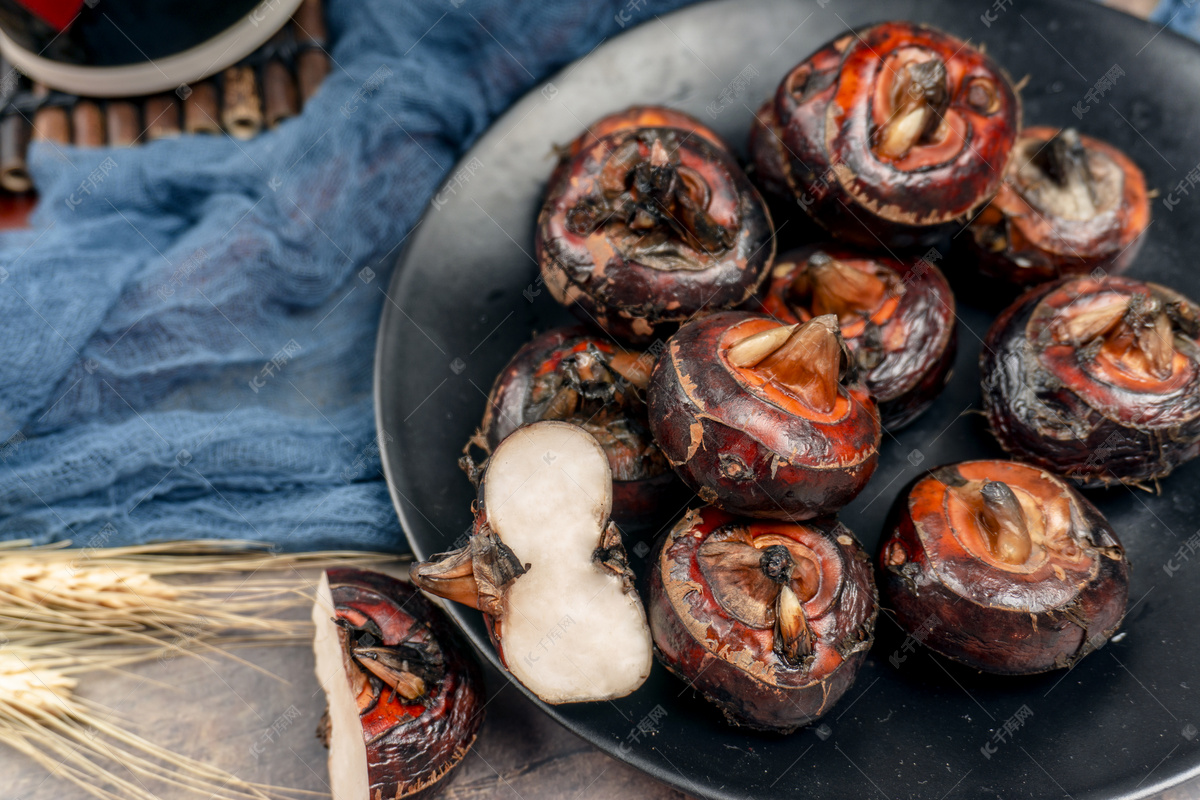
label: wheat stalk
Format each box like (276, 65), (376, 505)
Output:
(0, 538), (408, 800)
(0, 538), (401, 653)
(0, 654), (326, 800)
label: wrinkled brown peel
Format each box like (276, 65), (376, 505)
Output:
(552, 105), (730, 184)
(749, 22), (1020, 248)
(316, 569), (484, 800)
(753, 244), (956, 429)
(647, 311), (880, 520)
(968, 126), (1150, 285)
(878, 461), (1129, 675)
(982, 275), (1200, 486)
(649, 507), (877, 733)
(538, 126), (775, 345)
(409, 530), (527, 618)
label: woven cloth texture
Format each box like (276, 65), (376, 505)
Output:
(1152, 0), (1200, 36)
(0, 0), (688, 551)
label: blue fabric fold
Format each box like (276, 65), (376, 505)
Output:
(0, 0), (688, 551)
(1151, 0), (1200, 38)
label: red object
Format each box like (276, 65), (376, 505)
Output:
(967, 127), (1151, 286)
(752, 244), (957, 429)
(14, 0), (83, 32)
(0, 195), (36, 230)
(982, 275), (1200, 485)
(750, 22), (1020, 248)
(537, 124), (774, 345)
(648, 311), (880, 520)
(326, 568), (484, 798)
(648, 506), (877, 732)
(878, 460), (1129, 674)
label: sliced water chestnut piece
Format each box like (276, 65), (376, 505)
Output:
(412, 421), (653, 704)
(982, 275), (1200, 486)
(460, 327), (677, 522)
(312, 568), (484, 800)
(537, 126), (775, 345)
(879, 460), (1129, 675)
(648, 311), (880, 519)
(749, 22), (1020, 248)
(754, 244), (956, 429)
(648, 506), (877, 732)
(968, 127), (1150, 285)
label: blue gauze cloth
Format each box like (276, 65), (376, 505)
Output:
(0, 0), (690, 552)
(1151, 0), (1200, 37)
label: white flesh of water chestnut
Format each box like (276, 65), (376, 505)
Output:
(483, 421), (653, 703)
(311, 572), (368, 800)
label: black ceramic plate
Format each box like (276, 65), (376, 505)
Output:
(375, 2), (1200, 797)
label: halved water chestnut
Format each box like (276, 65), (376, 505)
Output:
(537, 125), (775, 345)
(647, 311), (880, 519)
(754, 244), (956, 429)
(750, 22), (1020, 248)
(648, 506), (877, 732)
(879, 460), (1129, 674)
(313, 568), (484, 799)
(968, 127), (1150, 285)
(412, 420), (653, 704)
(982, 274), (1200, 486)
(460, 327), (676, 522)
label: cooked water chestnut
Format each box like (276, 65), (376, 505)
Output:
(750, 21), (1020, 248)
(648, 311), (880, 519)
(879, 460), (1129, 674)
(968, 127), (1150, 285)
(460, 327), (676, 522)
(537, 125), (774, 344)
(755, 244), (956, 428)
(982, 274), (1200, 486)
(648, 506), (877, 732)
(412, 421), (653, 704)
(313, 568), (484, 800)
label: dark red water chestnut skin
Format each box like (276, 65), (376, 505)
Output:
(552, 106), (729, 181)
(647, 311), (880, 520)
(326, 568), (484, 798)
(968, 127), (1151, 285)
(753, 244), (956, 429)
(981, 274), (1200, 487)
(460, 326), (676, 522)
(648, 506), (877, 733)
(878, 461), (1129, 675)
(750, 22), (1020, 248)
(537, 126), (775, 345)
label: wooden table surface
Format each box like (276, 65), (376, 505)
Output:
(5, 567), (690, 800)
(6, 1), (1189, 798)
(7, 561), (1197, 800)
